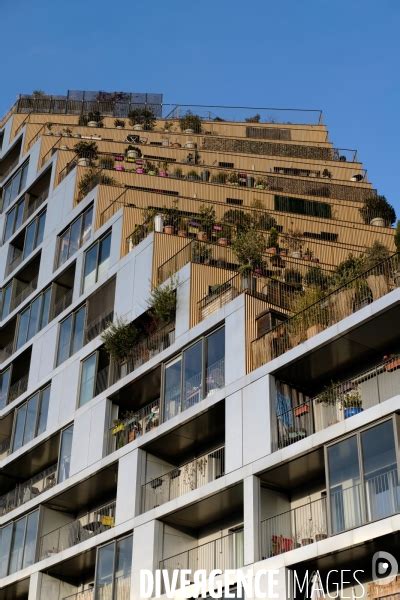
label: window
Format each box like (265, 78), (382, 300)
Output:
(82, 232), (111, 293)
(163, 327), (225, 421)
(4, 197), (25, 242)
(56, 204), (93, 269)
(16, 287), (51, 350)
(274, 195), (332, 219)
(0, 282), (13, 320)
(78, 349), (110, 407)
(12, 385), (50, 452)
(1, 509), (39, 575)
(226, 198), (243, 206)
(1, 160), (29, 212)
(58, 424), (73, 483)
(56, 305), (86, 365)
(326, 419), (400, 534)
(0, 366), (11, 410)
(95, 535), (132, 599)
(23, 210), (46, 260)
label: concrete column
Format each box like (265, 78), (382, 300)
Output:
(130, 520), (163, 600)
(115, 448), (146, 524)
(243, 475), (260, 566)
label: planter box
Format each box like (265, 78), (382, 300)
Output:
(385, 357), (400, 372)
(294, 404), (309, 417)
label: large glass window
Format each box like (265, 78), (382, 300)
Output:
(163, 327), (225, 421)
(58, 424), (73, 483)
(56, 305), (87, 366)
(0, 366), (12, 410)
(82, 232), (111, 293)
(79, 352), (97, 407)
(16, 286), (52, 350)
(12, 385), (50, 452)
(327, 419), (400, 534)
(1, 161), (29, 212)
(2, 509), (39, 576)
(22, 210), (46, 260)
(274, 195), (332, 219)
(56, 205), (93, 269)
(95, 535), (132, 600)
(4, 197), (25, 242)
(1, 283), (13, 320)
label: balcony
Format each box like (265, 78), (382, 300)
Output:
(160, 529), (244, 579)
(39, 500), (116, 560)
(252, 252), (400, 369)
(0, 464), (57, 516)
(108, 398), (160, 453)
(260, 468), (400, 559)
(61, 576), (130, 600)
(274, 354), (400, 450)
(141, 446), (225, 512)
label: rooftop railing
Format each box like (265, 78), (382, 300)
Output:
(251, 253), (400, 369)
(260, 468), (399, 559)
(160, 529), (244, 580)
(39, 500), (116, 560)
(142, 446), (225, 513)
(0, 464), (57, 516)
(15, 95), (321, 124)
(274, 353), (400, 450)
(84, 309), (114, 343)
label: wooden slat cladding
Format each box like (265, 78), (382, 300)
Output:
(152, 233), (189, 288)
(190, 264), (236, 327)
(245, 295), (271, 373)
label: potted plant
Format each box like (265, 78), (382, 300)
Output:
(192, 241), (211, 264)
(125, 145), (141, 161)
(149, 281), (176, 325)
(255, 178), (267, 190)
(128, 108), (156, 131)
(101, 317), (139, 375)
(99, 155), (115, 170)
(179, 113), (202, 134)
(197, 204), (216, 240)
(114, 119), (125, 129)
(44, 122), (53, 135)
(232, 228), (265, 291)
(322, 168), (332, 179)
(359, 195), (396, 227)
(211, 172), (227, 184)
(384, 354), (400, 372)
(291, 286), (327, 340)
(245, 114), (261, 123)
(177, 217), (188, 237)
(158, 161), (168, 177)
(266, 227), (280, 255)
(73, 141), (98, 166)
(163, 121), (173, 132)
(287, 229), (304, 259)
(145, 161), (158, 176)
(216, 225), (231, 246)
(341, 389), (362, 419)
(227, 172), (239, 186)
(361, 241), (391, 300)
(187, 169), (200, 181)
(173, 167), (184, 179)
(78, 169), (116, 198)
(284, 269), (303, 290)
(87, 111), (104, 127)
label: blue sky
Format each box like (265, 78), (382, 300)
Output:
(1, 0), (399, 214)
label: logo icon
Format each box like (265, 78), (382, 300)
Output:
(372, 551), (398, 585)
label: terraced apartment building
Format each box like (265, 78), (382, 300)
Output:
(0, 90), (399, 600)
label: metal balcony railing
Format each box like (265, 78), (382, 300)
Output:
(160, 529), (244, 579)
(108, 399), (160, 454)
(252, 253), (400, 369)
(260, 469), (400, 559)
(0, 464), (57, 516)
(142, 446), (225, 512)
(0, 340), (14, 363)
(62, 591), (93, 600)
(62, 576), (131, 600)
(52, 288), (74, 319)
(274, 354), (400, 450)
(109, 324), (175, 385)
(39, 500), (116, 560)
(10, 277), (38, 312)
(84, 309), (113, 343)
